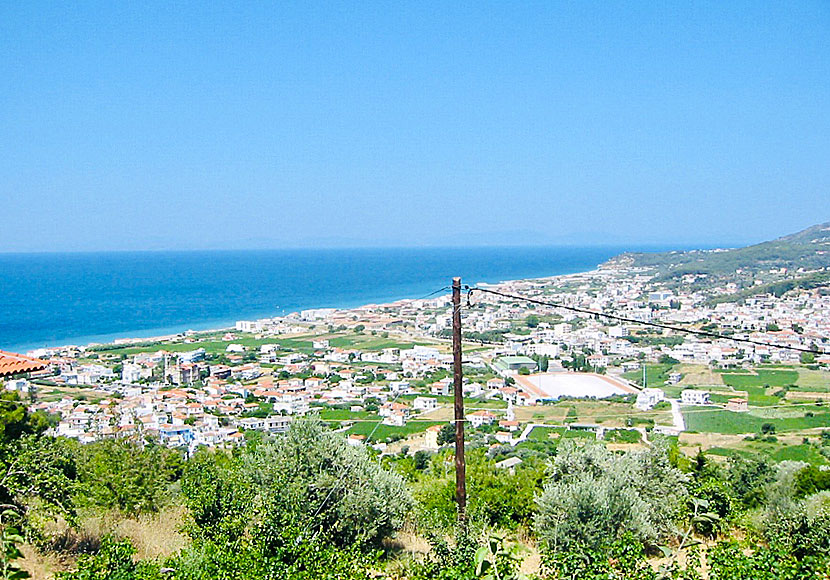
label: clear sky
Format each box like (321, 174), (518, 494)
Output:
(2, 2), (828, 252)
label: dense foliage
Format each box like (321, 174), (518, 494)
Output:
(535, 441), (688, 552)
(6, 391), (830, 579)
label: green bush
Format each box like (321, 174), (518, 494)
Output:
(535, 441), (689, 552)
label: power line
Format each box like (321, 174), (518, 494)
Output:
(416, 286), (451, 301)
(468, 286), (828, 356)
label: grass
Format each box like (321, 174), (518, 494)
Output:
(622, 364), (676, 388)
(89, 333), (325, 357)
(682, 405), (830, 434)
(719, 369), (798, 388)
(771, 444), (828, 465)
(561, 429), (598, 440)
(326, 333), (432, 351)
(604, 429), (642, 444)
(346, 420), (445, 442)
(796, 369), (830, 392)
(526, 426), (565, 441)
(677, 364), (724, 386)
(316, 408), (376, 421)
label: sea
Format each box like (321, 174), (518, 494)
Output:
(0, 246), (659, 353)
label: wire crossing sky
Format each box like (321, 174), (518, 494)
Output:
(2, 2), (829, 252)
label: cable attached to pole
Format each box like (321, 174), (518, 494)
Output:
(468, 286), (827, 356)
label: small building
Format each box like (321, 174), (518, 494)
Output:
(726, 398), (749, 412)
(621, 361), (641, 372)
(424, 424), (442, 449)
(346, 434), (366, 446)
(487, 378), (505, 391)
(382, 411), (406, 427)
(413, 397), (438, 412)
(467, 409), (496, 428)
(494, 431), (513, 444)
(493, 356), (538, 376)
(681, 389), (710, 406)
(495, 456), (523, 471)
(635, 388), (665, 411)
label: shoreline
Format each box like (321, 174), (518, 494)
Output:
(21, 265), (611, 356)
(4, 245), (651, 355)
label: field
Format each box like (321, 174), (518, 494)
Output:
(325, 333), (436, 351)
(718, 369), (799, 388)
(88, 330), (450, 358)
(682, 404), (830, 435)
(90, 334), (318, 356)
(622, 363), (676, 387)
(512, 399), (673, 429)
(345, 420), (445, 442)
(526, 426), (565, 441)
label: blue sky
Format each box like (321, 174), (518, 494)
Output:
(1, 2), (828, 252)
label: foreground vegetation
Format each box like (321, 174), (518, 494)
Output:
(3, 386), (830, 580)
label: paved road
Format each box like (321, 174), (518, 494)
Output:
(670, 399), (685, 431)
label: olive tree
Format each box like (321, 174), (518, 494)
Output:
(535, 440), (689, 553)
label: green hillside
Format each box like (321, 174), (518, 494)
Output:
(607, 222), (830, 276)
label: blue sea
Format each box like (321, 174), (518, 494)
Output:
(0, 246), (655, 352)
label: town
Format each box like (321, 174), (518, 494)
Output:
(5, 259), (829, 464)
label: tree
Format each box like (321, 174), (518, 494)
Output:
(535, 441), (689, 553)
(437, 423), (455, 446)
(182, 417), (412, 549)
(525, 315), (540, 328)
(75, 439), (183, 514)
(0, 393), (78, 535)
(56, 536), (161, 580)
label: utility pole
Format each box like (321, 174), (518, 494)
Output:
(452, 277), (466, 524)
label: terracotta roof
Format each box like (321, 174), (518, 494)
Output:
(0, 351), (47, 377)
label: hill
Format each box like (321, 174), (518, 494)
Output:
(606, 222), (830, 277)
(603, 222), (830, 302)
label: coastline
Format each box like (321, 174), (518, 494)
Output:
(4, 245), (647, 354)
(21, 266), (611, 356)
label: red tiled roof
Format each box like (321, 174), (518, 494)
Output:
(0, 351), (47, 377)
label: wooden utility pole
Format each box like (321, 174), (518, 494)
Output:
(452, 277), (466, 523)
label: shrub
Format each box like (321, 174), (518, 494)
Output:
(535, 441), (689, 552)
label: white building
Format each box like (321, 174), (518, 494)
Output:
(467, 410), (496, 428)
(635, 388), (665, 411)
(413, 397), (438, 411)
(681, 390), (710, 405)
(121, 363), (143, 384)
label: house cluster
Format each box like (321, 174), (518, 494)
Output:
(10, 260), (828, 452)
